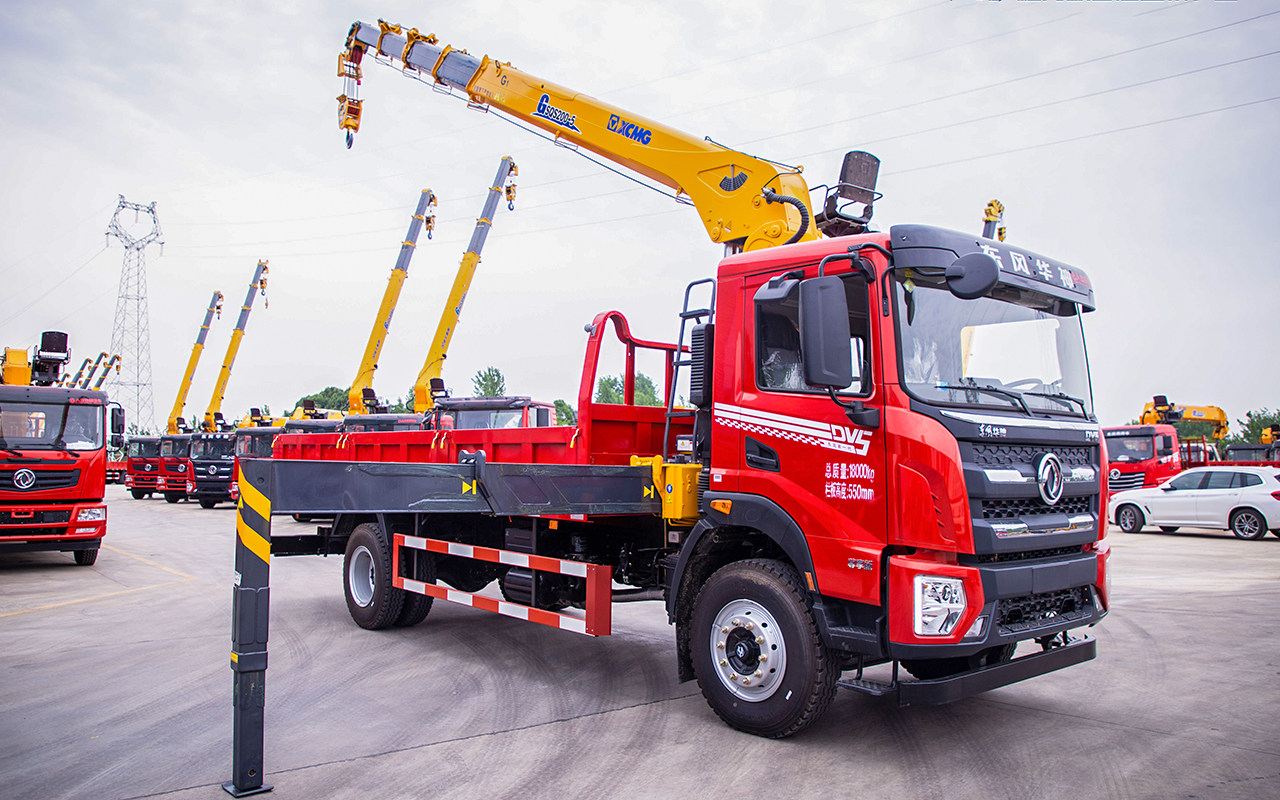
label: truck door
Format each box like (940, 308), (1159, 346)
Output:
(728, 269), (887, 604)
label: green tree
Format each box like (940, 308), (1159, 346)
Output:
(594, 373), (661, 406)
(389, 385), (416, 413)
(472, 367), (506, 398)
(293, 386), (349, 413)
(554, 399), (576, 426)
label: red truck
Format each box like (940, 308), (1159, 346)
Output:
(124, 435), (162, 498)
(158, 432), (194, 503)
(1103, 424), (1182, 491)
(253, 225), (1110, 738)
(1, 332), (124, 565)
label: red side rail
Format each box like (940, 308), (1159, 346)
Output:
(393, 534), (612, 636)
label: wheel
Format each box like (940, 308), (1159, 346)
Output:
(130, 489), (147, 500)
(902, 643), (1015, 681)
(1229, 508), (1266, 540)
(1116, 504), (1144, 533)
(198, 498), (217, 509)
(343, 522), (404, 629)
(73, 548), (98, 566)
(394, 546), (436, 627)
(1159, 526), (1179, 533)
(688, 558), (838, 738)
(164, 493), (182, 504)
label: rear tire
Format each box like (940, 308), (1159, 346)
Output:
(1159, 526), (1179, 533)
(73, 548), (98, 566)
(688, 558), (837, 738)
(393, 546), (436, 627)
(1117, 504), (1144, 533)
(1230, 508), (1266, 540)
(130, 489), (146, 500)
(343, 523), (404, 629)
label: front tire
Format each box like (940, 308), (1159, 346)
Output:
(164, 493), (182, 504)
(343, 523), (404, 629)
(688, 558), (837, 738)
(130, 489), (146, 500)
(198, 498), (217, 509)
(73, 548), (98, 566)
(1117, 504), (1144, 533)
(1230, 508), (1266, 540)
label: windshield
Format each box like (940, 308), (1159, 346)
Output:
(1106, 434), (1154, 462)
(161, 439), (191, 458)
(0, 401), (103, 451)
(452, 409), (523, 429)
(895, 274), (1093, 416)
(191, 439), (235, 460)
(127, 439), (160, 458)
(236, 433), (275, 457)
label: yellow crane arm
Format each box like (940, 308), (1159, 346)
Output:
(92, 355), (121, 392)
(414, 157), (518, 413)
(1139, 397), (1230, 440)
(348, 188), (437, 414)
(78, 352), (110, 390)
(203, 262), (269, 432)
(167, 292), (224, 434)
(340, 21), (822, 252)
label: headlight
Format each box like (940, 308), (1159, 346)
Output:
(914, 575), (966, 636)
(76, 507), (107, 522)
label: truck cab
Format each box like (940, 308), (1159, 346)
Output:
(125, 435), (162, 499)
(428, 396), (555, 430)
(158, 433), (194, 503)
(0, 386), (122, 565)
(1104, 424), (1181, 491)
(189, 431), (237, 508)
(339, 413), (424, 433)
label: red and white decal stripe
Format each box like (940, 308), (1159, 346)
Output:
(394, 534), (611, 636)
(714, 402), (864, 454)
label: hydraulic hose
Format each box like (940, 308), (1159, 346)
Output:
(762, 188), (810, 245)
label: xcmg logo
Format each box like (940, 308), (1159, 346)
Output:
(532, 94), (581, 133)
(830, 425), (873, 457)
(607, 114), (652, 145)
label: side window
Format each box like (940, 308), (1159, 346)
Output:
(1239, 473), (1263, 488)
(1204, 471), (1234, 490)
(754, 273), (871, 395)
(1168, 472), (1206, 491)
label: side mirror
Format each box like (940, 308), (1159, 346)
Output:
(946, 252), (1000, 300)
(110, 406), (125, 435)
(798, 276), (853, 389)
(110, 434), (124, 449)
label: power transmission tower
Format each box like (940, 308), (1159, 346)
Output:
(105, 195), (163, 434)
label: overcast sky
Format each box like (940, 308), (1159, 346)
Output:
(3, 0), (1277, 432)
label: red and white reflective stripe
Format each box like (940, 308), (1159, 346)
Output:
(394, 534), (611, 636)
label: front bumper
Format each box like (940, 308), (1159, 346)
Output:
(899, 635), (1096, 705)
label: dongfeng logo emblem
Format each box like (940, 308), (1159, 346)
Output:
(207, 464), (218, 476)
(13, 468), (36, 489)
(1036, 453), (1064, 505)
(1109, 468), (1120, 481)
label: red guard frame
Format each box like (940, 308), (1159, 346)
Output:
(393, 534), (613, 636)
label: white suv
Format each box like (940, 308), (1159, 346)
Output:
(1112, 466), (1280, 539)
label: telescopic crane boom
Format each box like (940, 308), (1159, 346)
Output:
(167, 292), (224, 434)
(78, 352), (110, 391)
(414, 157), (518, 413)
(348, 189), (437, 414)
(338, 21), (880, 253)
(92, 355), (121, 392)
(202, 262), (268, 432)
(1140, 395), (1230, 440)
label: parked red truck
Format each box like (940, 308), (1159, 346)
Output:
(1103, 424), (1182, 491)
(124, 435), (162, 498)
(1, 332), (124, 565)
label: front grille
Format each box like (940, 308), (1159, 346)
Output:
(972, 545), (1086, 564)
(0, 509), (72, 525)
(996, 586), (1093, 634)
(0, 469), (81, 491)
(982, 495), (1091, 520)
(971, 444), (1092, 468)
(1108, 473), (1145, 491)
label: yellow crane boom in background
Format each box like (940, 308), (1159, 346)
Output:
(202, 262), (268, 432)
(167, 292), (224, 434)
(348, 188), (437, 414)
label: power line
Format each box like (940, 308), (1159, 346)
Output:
(0, 246), (108, 329)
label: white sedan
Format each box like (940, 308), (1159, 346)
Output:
(1111, 466), (1280, 539)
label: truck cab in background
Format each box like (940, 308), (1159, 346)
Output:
(124, 436), (162, 499)
(428, 396), (556, 430)
(158, 433), (193, 504)
(1104, 424), (1181, 491)
(188, 431), (237, 508)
